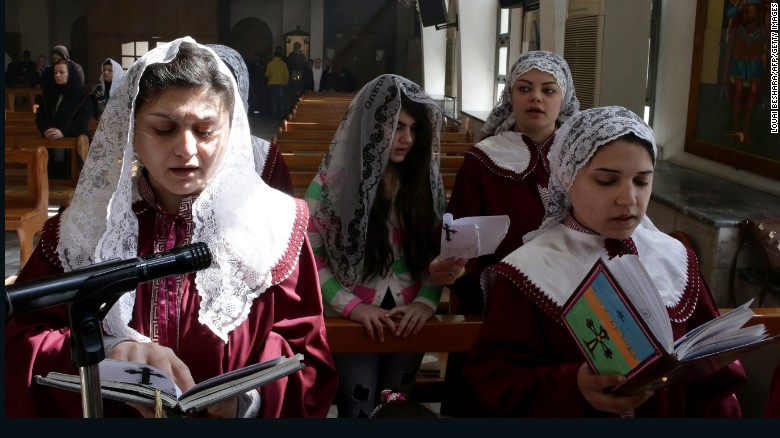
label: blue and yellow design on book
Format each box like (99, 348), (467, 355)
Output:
(562, 259), (661, 377)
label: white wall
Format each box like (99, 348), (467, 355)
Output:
(539, 0), (567, 55)
(422, 24), (447, 96)
(457, 0), (498, 113)
(653, 0), (780, 195)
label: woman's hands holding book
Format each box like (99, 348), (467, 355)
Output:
(576, 363), (654, 415)
(108, 340), (237, 418)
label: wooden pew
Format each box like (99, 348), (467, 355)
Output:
(276, 129), (335, 141)
(282, 120), (341, 132)
(5, 87), (43, 112)
(5, 125), (42, 137)
(5, 135), (88, 206)
(324, 314), (482, 353)
(5, 147), (49, 268)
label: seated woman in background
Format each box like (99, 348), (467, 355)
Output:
(91, 57), (124, 119)
(462, 106), (747, 417)
(208, 43), (293, 195)
(35, 57), (93, 179)
(305, 74), (446, 418)
(6, 37), (338, 418)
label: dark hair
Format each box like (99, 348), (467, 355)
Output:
(102, 59), (112, 67)
(135, 42), (235, 121)
(362, 93), (438, 283)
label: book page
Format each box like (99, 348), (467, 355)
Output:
(99, 359), (181, 399)
(439, 213), (510, 260)
(605, 255), (674, 353)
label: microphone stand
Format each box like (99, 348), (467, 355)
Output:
(67, 280), (129, 418)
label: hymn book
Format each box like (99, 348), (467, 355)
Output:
(35, 354), (305, 416)
(439, 213), (510, 260)
(561, 255), (776, 396)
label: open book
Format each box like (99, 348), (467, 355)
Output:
(35, 354), (305, 416)
(561, 255), (776, 395)
(439, 213), (510, 260)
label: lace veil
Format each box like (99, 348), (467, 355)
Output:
(307, 74), (446, 289)
(100, 58), (125, 98)
(482, 50), (579, 136)
(57, 37), (300, 342)
(207, 44), (250, 115)
(523, 106), (657, 243)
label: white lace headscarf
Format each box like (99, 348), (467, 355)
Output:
(482, 50), (579, 136)
(98, 58), (125, 98)
(57, 37), (300, 342)
(207, 44), (249, 115)
(308, 74), (446, 288)
(523, 106), (657, 244)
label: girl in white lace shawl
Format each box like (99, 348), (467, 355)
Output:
(482, 50), (579, 136)
(5, 37), (338, 418)
(91, 58), (125, 119)
(467, 106), (745, 417)
(305, 74), (446, 417)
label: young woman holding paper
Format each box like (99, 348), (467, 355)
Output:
(305, 74), (445, 418)
(461, 106), (747, 417)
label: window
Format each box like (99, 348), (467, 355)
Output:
(495, 7), (511, 102)
(121, 41), (149, 69)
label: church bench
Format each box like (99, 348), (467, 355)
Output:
(5, 125), (42, 137)
(276, 129), (335, 141)
(5, 135), (88, 206)
(5, 87), (43, 112)
(324, 315), (482, 354)
(5, 147), (49, 268)
(282, 120), (341, 132)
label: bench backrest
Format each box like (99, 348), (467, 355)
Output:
(5, 147), (49, 212)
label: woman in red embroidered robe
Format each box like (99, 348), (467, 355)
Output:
(462, 106), (747, 417)
(429, 50), (580, 417)
(5, 38), (337, 418)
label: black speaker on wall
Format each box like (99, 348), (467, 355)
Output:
(499, 0), (532, 8)
(418, 0), (448, 27)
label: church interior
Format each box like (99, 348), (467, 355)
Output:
(4, 0), (780, 418)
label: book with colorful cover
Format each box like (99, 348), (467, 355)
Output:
(561, 256), (776, 395)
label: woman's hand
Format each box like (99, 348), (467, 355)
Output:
(429, 256), (467, 286)
(347, 303), (397, 342)
(109, 340), (197, 417)
(386, 302), (435, 337)
(44, 128), (63, 140)
(576, 363), (653, 415)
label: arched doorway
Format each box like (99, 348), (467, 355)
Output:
(229, 18), (273, 115)
(229, 18), (273, 64)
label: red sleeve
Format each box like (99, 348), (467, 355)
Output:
(445, 153), (492, 314)
(765, 363), (780, 418)
(462, 272), (597, 417)
(258, 235), (338, 417)
(263, 143), (294, 196)
(5, 215), (86, 417)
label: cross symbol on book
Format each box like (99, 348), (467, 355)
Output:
(582, 318), (613, 359)
(124, 366), (166, 385)
(443, 223), (458, 242)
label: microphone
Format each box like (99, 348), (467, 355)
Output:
(5, 242), (211, 319)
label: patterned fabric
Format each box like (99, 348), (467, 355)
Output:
(523, 106), (657, 244)
(306, 74), (446, 289)
(307, 208), (441, 316)
(57, 37), (303, 342)
(482, 50), (580, 135)
(207, 44), (249, 114)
